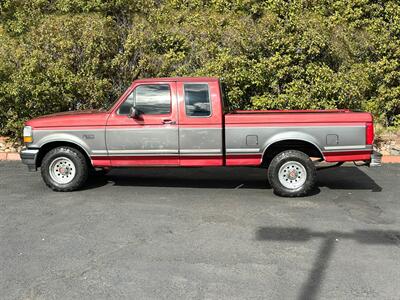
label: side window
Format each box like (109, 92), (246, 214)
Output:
(117, 93), (134, 115)
(184, 83), (211, 117)
(117, 84), (171, 115)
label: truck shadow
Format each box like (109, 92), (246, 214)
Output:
(256, 227), (400, 300)
(86, 167), (269, 190)
(85, 166), (382, 193)
(317, 166), (382, 192)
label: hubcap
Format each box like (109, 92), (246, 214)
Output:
(278, 161), (307, 189)
(49, 157), (76, 184)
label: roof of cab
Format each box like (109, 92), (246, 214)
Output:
(134, 77), (219, 83)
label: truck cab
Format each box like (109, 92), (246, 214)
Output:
(21, 77), (381, 197)
(104, 77), (225, 167)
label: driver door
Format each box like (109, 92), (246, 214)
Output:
(105, 81), (179, 166)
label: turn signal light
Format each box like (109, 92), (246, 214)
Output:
(23, 136), (33, 143)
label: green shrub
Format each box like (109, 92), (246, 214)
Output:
(1, 0), (400, 139)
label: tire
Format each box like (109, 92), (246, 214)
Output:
(267, 150), (316, 197)
(41, 146), (89, 192)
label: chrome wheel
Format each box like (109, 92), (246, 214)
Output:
(278, 161), (307, 189)
(49, 157), (76, 184)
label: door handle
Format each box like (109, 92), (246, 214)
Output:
(162, 119), (176, 125)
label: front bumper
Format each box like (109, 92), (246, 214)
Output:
(369, 150), (382, 167)
(20, 147), (39, 171)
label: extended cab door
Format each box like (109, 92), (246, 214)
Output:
(177, 79), (224, 166)
(105, 81), (179, 166)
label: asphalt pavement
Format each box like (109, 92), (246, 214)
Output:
(0, 161), (399, 300)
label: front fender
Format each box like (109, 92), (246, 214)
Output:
(31, 132), (92, 157)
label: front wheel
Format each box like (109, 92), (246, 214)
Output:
(41, 146), (88, 192)
(267, 150), (316, 197)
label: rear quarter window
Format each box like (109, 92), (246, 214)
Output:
(184, 83), (211, 117)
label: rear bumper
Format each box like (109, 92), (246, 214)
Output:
(20, 148), (39, 171)
(368, 150), (382, 167)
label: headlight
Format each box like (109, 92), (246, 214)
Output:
(23, 126), (33, 143)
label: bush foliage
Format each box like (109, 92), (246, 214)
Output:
(1, 0), (399, 138)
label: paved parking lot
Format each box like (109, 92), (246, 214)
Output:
(1, 161), (399, 299)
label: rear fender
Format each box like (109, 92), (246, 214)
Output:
(261, 131), (324, 158)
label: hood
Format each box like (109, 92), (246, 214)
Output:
(26, 109), (109, 128)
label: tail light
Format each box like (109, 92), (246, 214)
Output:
(366, 122), (374, 145)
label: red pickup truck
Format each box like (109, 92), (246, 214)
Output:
(21, 77), (381, 196)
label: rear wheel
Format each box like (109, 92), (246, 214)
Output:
(267, 150), (316, 197)
(41, 146), (88, 191)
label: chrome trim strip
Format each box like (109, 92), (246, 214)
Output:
(92, 150), (108, 154)
(226, 148), (260, 153)
(180, 153), (222, 157)
(106, 127), (176, 131)
(323, 149), (372, 153)
(324, 145), (371, 151)
(92, 153), (178, 157)
(180, 149), (221, 154)
(226, 153), (262, 156)
(108, 149), (178, 154)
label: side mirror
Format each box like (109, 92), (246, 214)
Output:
(128, 106), (140, 119)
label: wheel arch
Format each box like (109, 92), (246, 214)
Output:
(36, 141), (92, 169)
(261, 136), (324, 167)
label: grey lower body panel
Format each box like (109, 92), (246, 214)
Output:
(20, 148), (39, 171)
(225, 125), (367, 157)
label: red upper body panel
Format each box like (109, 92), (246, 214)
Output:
(225, 110), (372, 125)
(26, 110), (109, 128)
